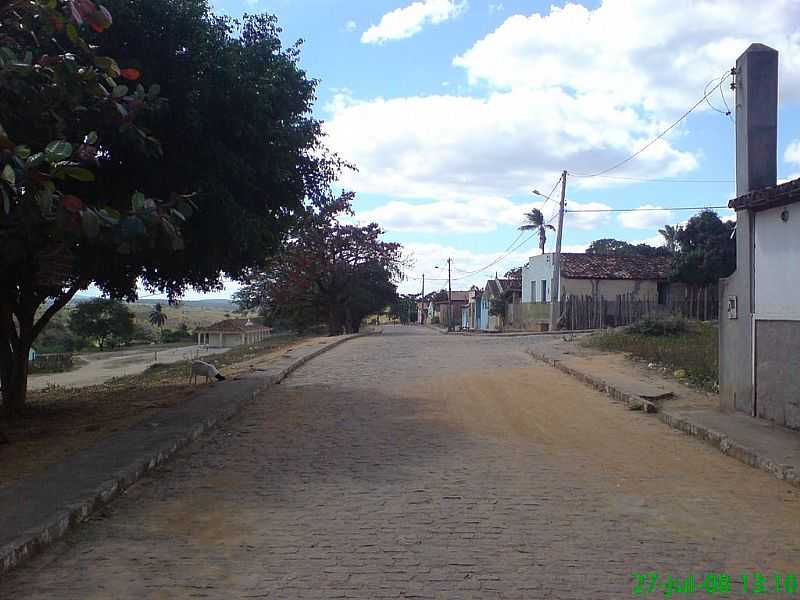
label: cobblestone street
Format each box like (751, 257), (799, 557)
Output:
(5, 326), (800, 599)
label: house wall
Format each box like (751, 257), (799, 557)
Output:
(754, 204), (800, 318)
(506, 302), (551, 330)
(719, 209), (755, 414)
(561, 278), (659, 300)
(521, 254), (555, 302)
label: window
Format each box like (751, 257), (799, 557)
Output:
(541, 280), (547, 302)
(531, 281), (536, 302)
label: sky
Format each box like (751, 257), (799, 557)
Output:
(134, 0), (800, 299)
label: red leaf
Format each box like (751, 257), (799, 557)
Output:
(120, 68), (141, 81)
(62, 195), (83, 213)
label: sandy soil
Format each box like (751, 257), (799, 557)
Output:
(27, 345), (231, 391)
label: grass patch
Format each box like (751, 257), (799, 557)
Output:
(582, 321), (719, 391)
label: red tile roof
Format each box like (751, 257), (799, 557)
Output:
(560, 254), (671, 280)
(729, 177), (800, 212)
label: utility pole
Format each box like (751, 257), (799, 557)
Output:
(420, 273), (425, 324)
(447, 258), (453, 332)
(550, 170), (567, 330)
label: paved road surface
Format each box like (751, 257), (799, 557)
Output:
(6, 326), (800, 598)
(28, 344), (230, 391)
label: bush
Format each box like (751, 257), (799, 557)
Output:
(626, 316), (688, 336)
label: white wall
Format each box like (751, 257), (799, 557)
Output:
(754, 204), (800, 319)
(521, 254), (555, 303)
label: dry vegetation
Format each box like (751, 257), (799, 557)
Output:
(0, 334), (301, 485)
(582, 319), (719, 391)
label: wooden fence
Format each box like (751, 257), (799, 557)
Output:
(561, 285), (719, 330)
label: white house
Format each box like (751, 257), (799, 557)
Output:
(721, 177), (800, 428)
(521, 253), (673, 305)
(196, 318), (272, 348)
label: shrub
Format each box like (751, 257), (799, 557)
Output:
(626, 316), (688, 336)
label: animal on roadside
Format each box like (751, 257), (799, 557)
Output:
(189, 360), (226, 384)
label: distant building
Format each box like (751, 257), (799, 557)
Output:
(196, 318), (272, 348)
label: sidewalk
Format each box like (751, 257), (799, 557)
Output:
(0, 333), (369, 576)
(528, 337), (800, 488)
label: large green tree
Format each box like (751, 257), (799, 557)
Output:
(670, 210), (736, 285)
(0, 1), (341, 415)
(586, 238), (672, 257)
(69, 298), (134, 350)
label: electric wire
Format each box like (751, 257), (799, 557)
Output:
(569, 71), (731, 179)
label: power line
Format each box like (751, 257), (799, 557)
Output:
(566, 205), (729, 213)
(572, 174), (734, 183)
(569, 71), (731, 179)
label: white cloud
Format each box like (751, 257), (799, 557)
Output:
(453, 0), (800, 110)
(398, 241), (532, 293)
(356, 196), (542, 233)
(326, 90), (697, 201)
(361, 0), (466, 44)
(344, 20), (357, 32)
(618, 205), (674, 229)
(785, 141), (800, 166)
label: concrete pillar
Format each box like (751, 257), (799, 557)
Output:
(720, 43), (778, 415)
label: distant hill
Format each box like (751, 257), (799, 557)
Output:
(70, 295), (238, 312)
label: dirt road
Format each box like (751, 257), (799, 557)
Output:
(27, 344), (230, 390)
(5, 326), (800, 598)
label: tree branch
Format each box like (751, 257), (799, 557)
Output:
(32, 279), (87, 340)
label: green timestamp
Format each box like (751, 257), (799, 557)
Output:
(632, 572), (800, 596)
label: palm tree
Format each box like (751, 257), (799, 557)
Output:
(658, 224), (679, 253)
(148, 303), (168, 341)
(519, 208), (556, 254)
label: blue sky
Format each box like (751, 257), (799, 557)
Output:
(167, 0), (800, 298)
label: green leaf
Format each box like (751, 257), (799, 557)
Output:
(0, 48), (16, 63)
(81, 209), (100, 238)
(1, 164), (15, 186)
(45, 141), (74, 163)
(62, 166), (95, 182)
(66, 23), (79, 45)
(112, 85), (128, 99)
(170, 208), (187, 222)
(35, 186), (54, 215)
(95, 57), (120, 78)
(131, 192), (146, 212)
(85, 131), (98, 145)
(98, 207), (121, 225)
(26, 153), (46, 168)
(14, 145), (31, 159)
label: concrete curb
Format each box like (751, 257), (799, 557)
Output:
(526, 349), (800, 488)
(452, 329), (596, 338)
(0, 332), (370, 577)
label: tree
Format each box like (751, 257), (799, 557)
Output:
(390, 295), (419, 324)
(0, 1), (340, 415)
(670, 210), (735, 286)
(235, 195), (403, 336)
(658, 225), (679, 254)
(148, 303), (168, 341)
(586, 238), (671, 257)
(519, 208), (555, 254)
(69, 299), (134, 350)
(504, 267), (523, 279)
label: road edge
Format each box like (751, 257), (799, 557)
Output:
(526, 348), (800, 489)
(1, 332), (371, 577)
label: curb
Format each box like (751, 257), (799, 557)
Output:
(0, 332), (369, 577)
(452, 329), (596, 338)
(526, 349), (800, 489)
